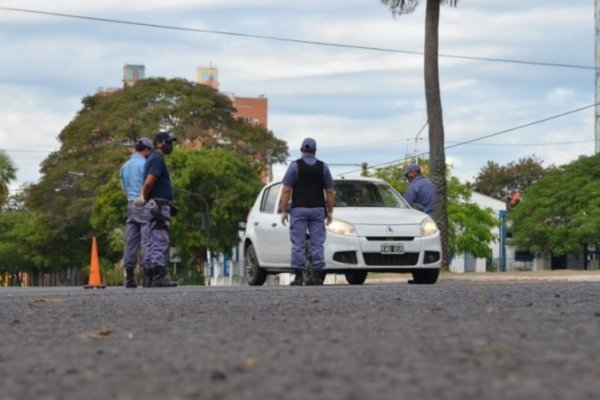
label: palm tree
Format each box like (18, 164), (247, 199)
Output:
(380, 0), (458, 269)
(0, 151), (17, 207)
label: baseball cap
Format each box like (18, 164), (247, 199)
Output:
(137, 137), (154, 151)
(154, 131), (177, 143)
(300, 137), (317, 153)
(403, 163), (421, 176)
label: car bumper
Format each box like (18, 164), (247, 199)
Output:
(323, 233), (441, 271)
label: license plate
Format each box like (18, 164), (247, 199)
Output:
(381, 244), (404, 254)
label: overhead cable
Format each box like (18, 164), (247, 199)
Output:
(0, 7), (595, 71)
(339, 103), (598, 175)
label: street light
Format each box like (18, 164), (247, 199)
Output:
(412, 122), (428, 163)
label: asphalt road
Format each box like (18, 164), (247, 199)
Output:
(2, 281), (599, 400)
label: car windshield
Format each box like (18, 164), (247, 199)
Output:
(334, 180), (409, 208)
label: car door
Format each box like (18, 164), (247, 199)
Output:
(251, 183), (291, 267)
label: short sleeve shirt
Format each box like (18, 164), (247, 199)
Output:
(143, 152), (173, 200)
(282, 155), (335, 189)
(120, 153), (146, 201)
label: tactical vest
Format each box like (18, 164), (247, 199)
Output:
(291, 159), (326, 208)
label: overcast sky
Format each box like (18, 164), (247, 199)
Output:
(0, 0), (595, 191)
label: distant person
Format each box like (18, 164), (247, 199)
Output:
(135, 132), (178, 288)
(403, 163), (436, 217)
(279, 138), (335, 286)
(120, 137), (154, 288)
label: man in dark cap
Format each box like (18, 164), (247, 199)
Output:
(134, 131), (178, 287)
(403, 163), (436, 217)
(278, 137), (335, 286)
(120, 137), (154, 288)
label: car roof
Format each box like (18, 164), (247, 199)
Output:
(266, 176), (386, 187)
(334, 176), (386, 183)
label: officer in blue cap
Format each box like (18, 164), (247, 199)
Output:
(279, 138), (335, 285)
(120, 137), (154, 288)
(403, 163), (436, 217)
(135, 131), (178, 287)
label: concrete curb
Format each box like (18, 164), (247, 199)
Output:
(441, 271), (600, 283)
(366, 270), (600, 284)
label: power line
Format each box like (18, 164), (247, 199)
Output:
(445, 139), (594, 147)
(324, 138), (594, 152)
(444, 103), (597, 151)
(0, 6), (595, 71)
(338, 103), (598, 175)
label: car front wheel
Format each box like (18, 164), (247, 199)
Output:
(245, 244), (266, 286)
(344, 270), (367, 285)
(411, 269), (439, 284)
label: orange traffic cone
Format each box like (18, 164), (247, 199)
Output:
(84, 236), (106, 289)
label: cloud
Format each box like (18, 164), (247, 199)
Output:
(0, 0), (595, 192)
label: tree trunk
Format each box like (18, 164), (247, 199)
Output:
(424, 0), (449, 269)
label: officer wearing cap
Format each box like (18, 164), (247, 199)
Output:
(134, 131), (178, 287)
(403, 163), (436, 217)
(120, 137), (154, 288)
(279, 138), (335, 286)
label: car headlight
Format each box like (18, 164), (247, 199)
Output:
(420, 217), (439, 237)
(327, 219), (358, 237)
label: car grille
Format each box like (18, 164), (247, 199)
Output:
(365, 236), (414, 241)
(363, 252), (419, 266)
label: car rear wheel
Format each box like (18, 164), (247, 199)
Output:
(245, 244), (266, 286)
(411, 269), (439, 284)
(344, 270), (367, 285)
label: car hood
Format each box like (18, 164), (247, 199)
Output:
(333, 207), (427, 225)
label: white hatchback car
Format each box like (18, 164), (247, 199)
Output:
(243, 177), (441, 285)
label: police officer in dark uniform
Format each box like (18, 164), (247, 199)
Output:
(403, 163), (436, 217)
(279, 138), (335, 286)
(134, 131), (178, 288)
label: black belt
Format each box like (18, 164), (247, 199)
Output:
(152, 198), (171, 206)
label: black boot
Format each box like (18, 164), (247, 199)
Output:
(312, 269), (323, 286)
(125, 267), (137, 288)
(152, 267), (178, 287)
(142, 268), (154, 288)
(290, 269), (303, 286)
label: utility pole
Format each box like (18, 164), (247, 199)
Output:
(596, 0), (600, 153)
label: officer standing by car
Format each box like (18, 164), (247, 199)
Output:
(135, 131), (178, 288)
(403, 163), (436, 217)
(279, 138), (335, 286)
(120, 137), (154, 288)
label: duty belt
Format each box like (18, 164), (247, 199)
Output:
(152, 198), (171, 206)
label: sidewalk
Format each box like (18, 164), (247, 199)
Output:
(366, 270), (600, 284)
(441, 269), (600, 283)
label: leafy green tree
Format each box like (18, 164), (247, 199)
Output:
(446, 176), (497, 258)
(0, 208), (56, 284)
(470, 155), (552, 201)
(380, 0), (459, 268)
(0, 151), (17, 207)
(371, 162), (497, 260)
(91, 148), (263, 278)
(26, 77), (287, 271)
(510, 154), (600, 256)
(169, 148), (263, 264)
